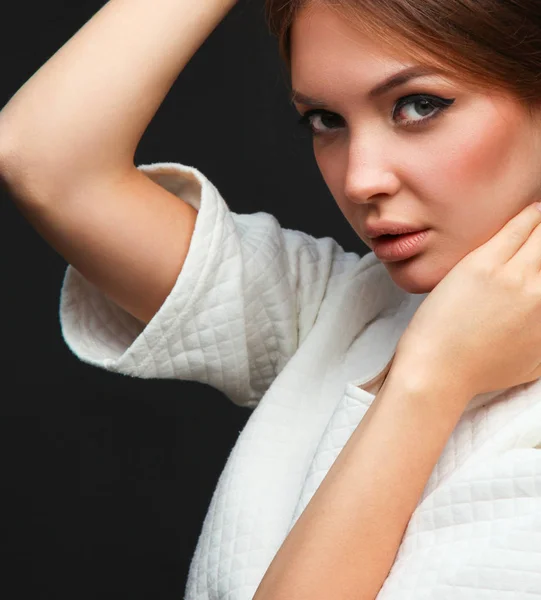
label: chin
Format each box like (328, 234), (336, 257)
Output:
(383, 255), (449, 294)
(393, 278), (436, 294)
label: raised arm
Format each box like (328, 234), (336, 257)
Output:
(0, 0), (237, 323)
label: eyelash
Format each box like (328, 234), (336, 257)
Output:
(297, 94), (456, 137)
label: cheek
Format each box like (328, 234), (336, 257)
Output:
(314, 148), (350, 209)
(444, 117), (516, 201)
(419, 108), (529, 243)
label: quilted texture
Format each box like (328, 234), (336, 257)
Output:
(59, 162), (541, 599)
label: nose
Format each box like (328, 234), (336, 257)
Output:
(343, 142), (401, 204)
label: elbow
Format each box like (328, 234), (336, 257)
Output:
(0, 130), (15, 188)
(0, 138), (20, 201)
(0, 118), (22, 166)
(0, 128), (134, 207)
(0, 131), (62, 207)
(0, 130), (28, 196)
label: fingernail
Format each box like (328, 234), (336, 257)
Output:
(536, 202), (541, 212)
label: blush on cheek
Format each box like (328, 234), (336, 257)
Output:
(446, 108), (521, 196)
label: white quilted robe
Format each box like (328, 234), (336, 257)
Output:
(59, 162), (541, 599)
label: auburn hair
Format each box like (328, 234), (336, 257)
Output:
(264, 0), (541, 115)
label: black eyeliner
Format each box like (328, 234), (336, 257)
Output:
(297, 94), (456, 135)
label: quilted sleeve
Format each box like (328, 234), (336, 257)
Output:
(58, 161), (361, 408)
(376, 447), (541, 598)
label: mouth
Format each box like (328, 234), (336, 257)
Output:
(370, 229), (431, 262)
(365, 222), (428, 239)
(376, 233), (408, 240)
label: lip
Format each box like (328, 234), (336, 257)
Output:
(370, 229), (431, 262)
(365, 222), (427, 238)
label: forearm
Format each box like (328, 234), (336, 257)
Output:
(0, 0), (236, 188)
(253, 368), (472, 600)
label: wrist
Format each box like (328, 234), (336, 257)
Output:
(383, 356), (475, 412)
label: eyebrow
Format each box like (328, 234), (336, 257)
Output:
(291, 65), (443, 107)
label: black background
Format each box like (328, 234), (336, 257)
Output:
(0, 1), (369, 598)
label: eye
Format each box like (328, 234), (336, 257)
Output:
(297, 94), (455, 137)
(392, 94), (455, 128)
(297, 110), (345, 136)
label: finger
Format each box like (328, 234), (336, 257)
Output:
(476, 202), (541, 265)
(507, 219), (541, 273)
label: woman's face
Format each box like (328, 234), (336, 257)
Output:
(290, 4), (541, 293)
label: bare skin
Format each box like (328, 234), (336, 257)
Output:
(0, 0), (237, 324)
(2, 1), (541, 598)
(290, 4), (541, 295)
(254, 202), (541, 599)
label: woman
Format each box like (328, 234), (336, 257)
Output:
(0, 0), (540, 598)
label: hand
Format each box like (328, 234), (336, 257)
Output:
(395, 201), (541, 398)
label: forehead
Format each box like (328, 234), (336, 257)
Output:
(289, 3), (445, 96)
(290, 4), (407, 76)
